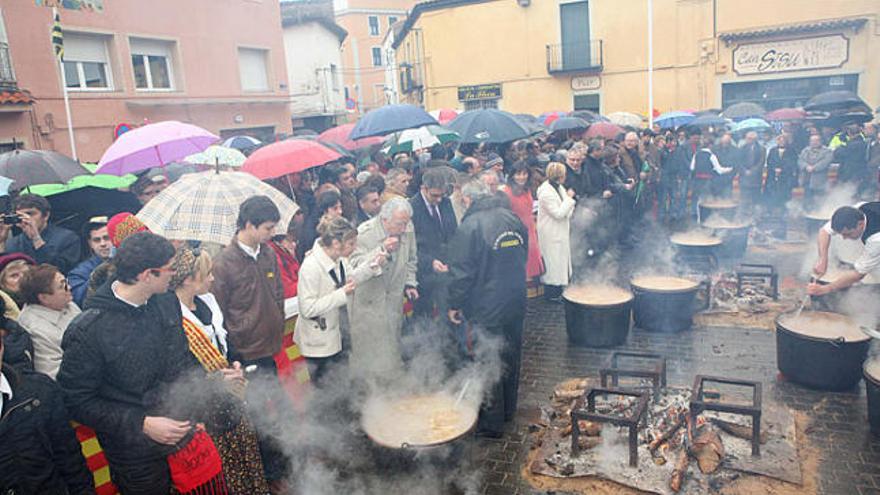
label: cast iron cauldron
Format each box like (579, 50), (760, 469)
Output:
(702, 222), (752, 259)
(775, 311), (871, 391)
(865, 359), (880, 435)
(670, 231), (722, 258)
(630, 276), (701, 333)
(698, 200), (738, 223)
(804, 213), (830, 237)
(563, 285), (633, 347)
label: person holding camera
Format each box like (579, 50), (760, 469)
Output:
(0, 194), (81, 275)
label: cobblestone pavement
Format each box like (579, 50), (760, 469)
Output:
(472, 298), (880, 495)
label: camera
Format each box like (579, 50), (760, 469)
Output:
(2, 214), (21, 225)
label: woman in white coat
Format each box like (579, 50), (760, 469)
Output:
(536, 162), (576, 302)
(294, 216), (384, 384)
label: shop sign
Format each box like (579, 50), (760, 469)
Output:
(732, 34), (848, 76)
(571, 75), (601, 91)
(458, 84), (501, 101)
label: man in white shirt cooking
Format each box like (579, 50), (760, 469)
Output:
(808, 202), (880, 296)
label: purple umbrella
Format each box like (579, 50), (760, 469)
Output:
(96, 121), (219, 176)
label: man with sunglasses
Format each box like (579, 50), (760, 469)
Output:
(58, 232), (196, 494)
(68, 217), (114, 307)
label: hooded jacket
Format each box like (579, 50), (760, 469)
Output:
(58, 284), (193, 465)
(447, 196), (528, 325)
(0, 365), (95, 494)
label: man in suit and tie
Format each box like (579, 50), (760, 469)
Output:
(409, 168), (458, 319)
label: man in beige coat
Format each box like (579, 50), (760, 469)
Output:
(348, 197), (418, 378)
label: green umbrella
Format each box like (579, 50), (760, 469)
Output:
(29, 163), (136, 197)
(382, 125), (460, 154)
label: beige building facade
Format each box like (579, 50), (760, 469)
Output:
(393, 0), (880, 117)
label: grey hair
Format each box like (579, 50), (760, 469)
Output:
(461, 178), (490, 203)
(386, 167), (409, 183)
(379, 196), (413, 220)
(421, 167), (448, 190)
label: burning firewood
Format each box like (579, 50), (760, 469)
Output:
(648, 411), (686, 452)
(689, 425), (724, 474)
(711, 418), (767, 444)
(560, 420), (602, 438)
(669, 448), (689, 492)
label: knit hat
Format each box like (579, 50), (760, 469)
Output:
(168, 246), (198, 290)
(0, 253), (35, 274)
(107, 212), (148, 248)
(483, 153), (503, 170)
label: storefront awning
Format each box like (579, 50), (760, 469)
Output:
(719, 18), (868, 44)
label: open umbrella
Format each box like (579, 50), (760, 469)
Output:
(429, 109), (459, 125)
(540, 111), (568, 127)
(0, 176), (13, 196)
(222, 135), (262, 151)
(383, 125), (460, 154)
(137, 170), (299, 244)
(606, 112), (644, 128)
(765, 108), (806, 122)
(242, 139), (342, 180)
(447, 109), (531, 144)
(687, 114), (728, 128)
(45, 187), (141, 235)
(318, 123), (384, 151)
(0, 150), (90, 188)
(96, 121), (218, 176)
(804, 91), (867, 112)
(655, 111), (695, 129)
(29, 163), (136, 196)
(549, 117), (590, 133)
(569, 110), (607, 124)
(721, 102), (766, 121)
(184, 145), (247, 168)
(732, 118), (771, 133)
(584, 122), (624, 140)
(349, 104), (438, 140)
(292, 134), (352, 157)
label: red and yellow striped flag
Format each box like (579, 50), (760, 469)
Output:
(72, 422), (119, 495)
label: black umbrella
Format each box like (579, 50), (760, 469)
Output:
(0, 150), (90, 188)
(804, 91), (867, 112)
(569, 110), (607, 124)
(46, 187), (141, 235)
(549, 117), (590, 133)
(447, 109), (531, 144)
(721, 102), (766, 121)
(687, 115), (728, 128)
(818, 111), (874, 128)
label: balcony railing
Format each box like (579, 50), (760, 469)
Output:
(547, 40), (603, 74)
(0, 42), (15, 88)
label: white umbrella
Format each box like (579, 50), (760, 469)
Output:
(137, 170), (298, 244)
(382, 125), (460, 154)
(606, 112), (645, 128)
(184, 145), (247, 168)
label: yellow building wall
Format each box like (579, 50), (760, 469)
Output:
(397, 0), (880, 116)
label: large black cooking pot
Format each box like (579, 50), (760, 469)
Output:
(630, 277), (701, 333)
(699, 201), (738, 223)
(775, 312), (870, 391)
(563, 288), (633, 347)
(804, 214), (830, 237)
(865, 361), (880, 436)
(705, 224), (752, 259)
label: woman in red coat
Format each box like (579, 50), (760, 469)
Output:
(504, 161), (544, 294)
(268, 214), (302, 298)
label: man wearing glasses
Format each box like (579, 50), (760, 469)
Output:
(58, 232), (195, 494)
(68, 217), (114, 307)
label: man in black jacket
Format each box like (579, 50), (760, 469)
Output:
(447, 179), (527, 437)
(410, 168), (458, 318)
(0, 327), (95, 494)
(0, 194), (82, 274)
(58, 232), (193, 495)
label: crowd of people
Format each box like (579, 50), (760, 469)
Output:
(2, 111), (879, 494)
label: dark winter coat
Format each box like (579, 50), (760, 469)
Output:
(834, 134), (870, 184)
(58, 284), (193, 467)
(410, 193), (458, 290)
(738, 142), (766, 190)
(5, 224), (82, 274)
(447, 196), (528, 325)
(3, 319), (34, 372)
(0, 365), (95, 494)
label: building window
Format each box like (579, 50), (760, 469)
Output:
(368, 15), (379, 36)
(330, 64), (339, 92)
(0, 8), (14, 85)
(344, 86), (350, 100)
(721, 74), (858, 111)
(464, 99), (498, 111)
(63, 32), (113, 90)
(238, 47), (270, 92)
(371, 47), (383, 67)
(130, 37), (174, 90)
(573, 93), (600, 112)
(388, 16), (398, 27)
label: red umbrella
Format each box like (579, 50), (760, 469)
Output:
(318, 123), (384, 151)
(430, 109), (459, 125)
(541, 111), (567, 127)
(242, 139), (342, 180)
(585, 122), (624, 140)
(765, 108), (806, 122)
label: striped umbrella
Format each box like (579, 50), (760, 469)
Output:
(184, 145), (247, 168)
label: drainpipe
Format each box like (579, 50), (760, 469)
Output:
(647, 0), (654, 127)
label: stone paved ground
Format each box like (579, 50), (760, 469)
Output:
(472, 298), (880, 495)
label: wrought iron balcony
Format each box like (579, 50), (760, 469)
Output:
(547, 40), (603, 74)
(0, 42), (16, 88)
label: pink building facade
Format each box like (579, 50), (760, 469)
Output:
(0, 0), (292, 162)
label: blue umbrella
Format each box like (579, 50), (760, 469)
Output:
(447, 109), (531, 144)
(655, 111), (695, 129)
(349, 104), (438, 140)
(222, 135), (262, 151)
(687, 114), (728, 128)
(733, 118), (771, 133)
(0, 176), (12, 196)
